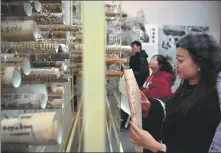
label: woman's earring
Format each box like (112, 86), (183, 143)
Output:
(198, 68), (201, 71)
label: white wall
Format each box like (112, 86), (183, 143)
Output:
(122, 1), (221, 42)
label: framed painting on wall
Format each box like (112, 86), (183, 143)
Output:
(158, 25), (209, 65)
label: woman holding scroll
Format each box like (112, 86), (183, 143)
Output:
(130, 32), (221, 153)
(140, 55), (175, 133)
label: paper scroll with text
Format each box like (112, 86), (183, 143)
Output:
(124, 69), (143, 152)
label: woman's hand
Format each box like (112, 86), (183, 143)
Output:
(129, 121), (162, 153)
(140, 90), (151, 117)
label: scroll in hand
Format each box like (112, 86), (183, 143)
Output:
(130, 121), (159, 152)
(140, 90), (151, 118)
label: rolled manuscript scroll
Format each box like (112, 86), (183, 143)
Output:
(106, 45), (131, 53)
(1, 20), (39, 41)
(31, 61), (67, 71)
(1, 57), (31, 75)
(32, 13), (65, 25)
(1, 16), (32, 21)
(1, 112), (62, 145)
(71, 31), (83, 37)
(31, 61), (64, 68)
(41, 31), (66, 39)
(1, 93), (46, 110)
(49, 83), (64, 95)
(19, 52), (70, 61)
(71, 53), (82, 59)
(46, 99), (63, 109)
(2, 84), (48, 108)
(68, 63), (82, 69)
(22, 74), (69, 84)
(1, 41), (67, 53)
(124, 69), (143, 152)
(33, 0), (42, 12)
(1, 54), (15, 60)
(29, 68), (61, 79)
(1, 2), (33, 16)
(41, 3), (62, 13)
(48, 95), (62, 100)
(1, 67), (21, 88)
(1, 13), (67, 25)
(38, 24), (82, 31)
(75, 35), (83, 41)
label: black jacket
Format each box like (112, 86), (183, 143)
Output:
(129, 50), (149, 87)
(143, 87), (220, 153)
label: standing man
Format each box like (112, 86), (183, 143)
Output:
(120, 41), (150, 132)
(129, 40), (150, 87)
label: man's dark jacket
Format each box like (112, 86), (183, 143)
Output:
(129, 50), (149, 87)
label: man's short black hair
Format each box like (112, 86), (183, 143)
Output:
(131, 41), (142, 49)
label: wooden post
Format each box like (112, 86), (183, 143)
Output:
(83, 1), (105, 152)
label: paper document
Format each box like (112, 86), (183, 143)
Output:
(120, 94), (131, 115)
(123, 69), (143, 152)
(119, 75), (131, 115)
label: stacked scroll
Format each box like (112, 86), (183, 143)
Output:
(1, 0), (79, 150)
(1, 112), (62, 145)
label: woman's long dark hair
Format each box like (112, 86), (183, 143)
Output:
(152, 55), (176, 84)
(165, 48), (218, 115)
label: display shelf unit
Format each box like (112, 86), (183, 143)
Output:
(1, 0), (79, 152)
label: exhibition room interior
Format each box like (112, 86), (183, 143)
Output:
(1, 1), (221, 152)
